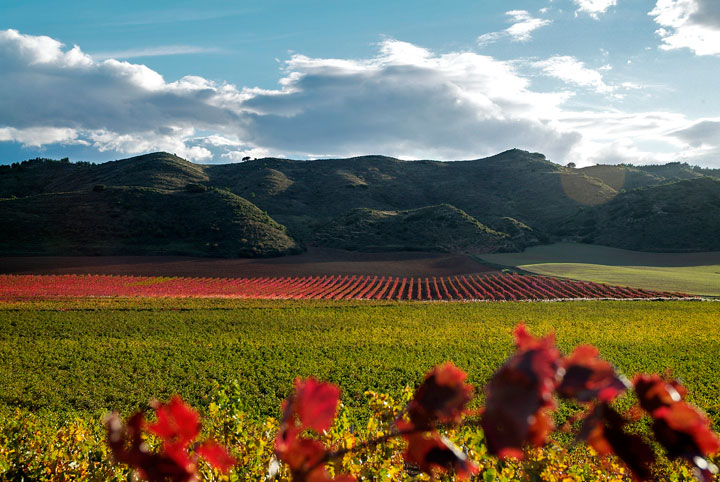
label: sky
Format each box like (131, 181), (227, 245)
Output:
(1, 0), (720, 167)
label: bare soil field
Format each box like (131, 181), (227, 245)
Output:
(0, 248), (497, 278)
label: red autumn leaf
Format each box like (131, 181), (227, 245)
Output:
(633, 374), (719, 479)
(275, 379), (355, 482)
(294, 378), (341, 432)
(480, 324), (560, 458)
(408, 362), (473, 427)
(147, 395), (201, 448)
(105, 412), (196, 482)
(402, 429), (478, 479)
(514, 323), (556, 352)
(654, 403), (720, 457)
(557, 345), (629, 403)
(196, 440), (236, 473)
(105, 397), (235, 482)
(634, 374), (687, 413)
(652, 403), (720, 481)
(278, 436), (356, 482)
(577, 403), (655, 481)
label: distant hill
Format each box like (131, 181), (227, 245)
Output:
(0, 186), (301, 257)
(2, 150), (719, 256)
(204, 149), (621, 240)
(561, 178), (720, 251)
(312, 204), (512, 253)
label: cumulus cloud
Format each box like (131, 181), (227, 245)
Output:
(0, 126), (84, 147)
(241, 39), (580, 160)
(477, 10), (551, 46)
(532, 56), (615, 94)
(1, 29), (719, 167)
(670, 119), (720, 147)
(573, 0), (618, 18)
(0, 29), (245, 161)
(650, 0), (720, 55)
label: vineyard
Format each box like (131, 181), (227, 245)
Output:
(0, 273), (689, 300)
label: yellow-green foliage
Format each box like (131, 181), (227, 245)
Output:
(1, 385), (712, 481)
(1, 298), (719, 425)
(1, 298), (719, 480)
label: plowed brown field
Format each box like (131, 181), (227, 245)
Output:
(0, 248), (497, 278)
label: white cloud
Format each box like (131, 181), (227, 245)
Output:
(0, 29), (243, 160)
(0, 126), (83, 147)
(650, 0), (720, 55)
(532, 56), (614, 93)
(1, 29), (719, 167)
(477, 10), (551, 46)
(241, 39), (578, 160)
(90, 45), (221, 60)
(221, 148), (274, 162)
(87, 128), (213, 162)
(573, 0), (617, 19)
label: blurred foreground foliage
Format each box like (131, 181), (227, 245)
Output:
(0, 381), (714, 481)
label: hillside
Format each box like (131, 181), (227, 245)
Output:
(562, 177), (720, 251)
(0, 187), (301, 257)
(312, 204), (512, 253)
(204, 149), (619, 241)
(2, 150), (720, 256)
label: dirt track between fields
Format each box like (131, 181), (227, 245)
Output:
(0, 248), (498, 278)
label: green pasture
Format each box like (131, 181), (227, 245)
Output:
(480, 243), (720, 296)
(0, 298), (718, 427)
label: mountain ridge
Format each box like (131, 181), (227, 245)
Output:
(2, 150), (719, 256)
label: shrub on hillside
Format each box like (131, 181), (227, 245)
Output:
(185, 183), (208, 193)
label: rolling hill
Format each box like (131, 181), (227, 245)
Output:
(563, 177), (720, 251)
(0, 186), (301, 257)
(1, 150), (719, 257)
(312, 204), (512, 253)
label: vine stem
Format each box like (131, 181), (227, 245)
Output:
(303, 425), (431, 475)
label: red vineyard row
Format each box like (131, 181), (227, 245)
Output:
(0, 273), (690, 301)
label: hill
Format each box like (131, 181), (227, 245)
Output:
(312, 204), (512, 252)
(0, 187), (301, 257)
(2, 150), (720, 256)
(561, 177), (720, 251)
(204, 149), (619, 241)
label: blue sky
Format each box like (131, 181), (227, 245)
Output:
(2, 0), (720, 166)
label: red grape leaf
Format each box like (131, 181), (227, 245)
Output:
(577, 403), (655, 481)
(105, 411), (195, 482)
(402, 430), (478, 479)
(147, 395), (201, 448)
(480, 324), (560, 458)
(652, 403), (720, 481)
(557, 345), (629, 403)
(294, 378), (341, 433)
(634, 374), (686, 413)
(408, 362), (473, 427)
(196, 440), (236, 473)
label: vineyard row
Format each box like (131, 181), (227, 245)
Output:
(0, 273), (690, 301)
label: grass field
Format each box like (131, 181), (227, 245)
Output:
(1, 298), (718, 427)
(480, 243), (720, 296)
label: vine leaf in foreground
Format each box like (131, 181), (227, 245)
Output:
(557, 345), (629, 403)
(577, 402), (656, 481)
(635, 375), (720, 481)
(407, 361), (474, 427)
(275, 378), (355, 482)
(400, 428), (479, 479)
(105, 396), (235, 482)
(400, 362), (478, 478)
(480, 324), (561, 458)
